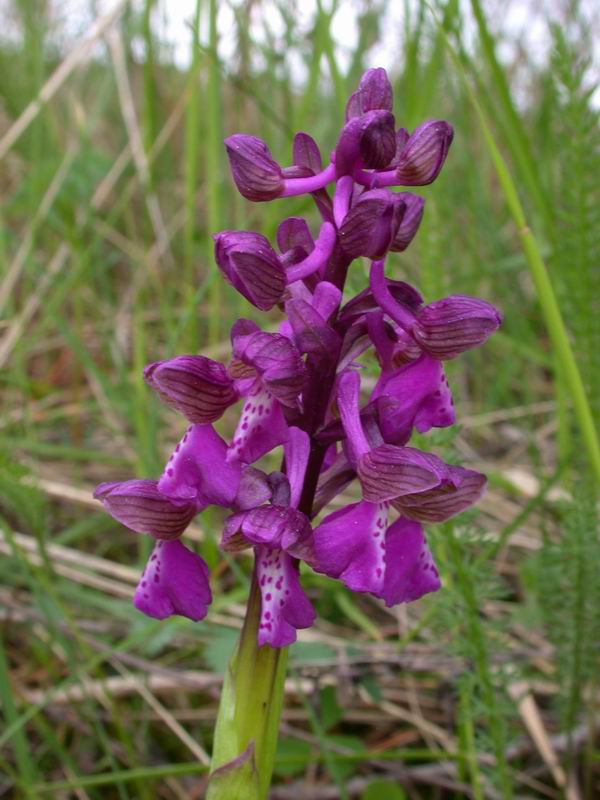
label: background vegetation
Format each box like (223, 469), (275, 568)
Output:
(0, 0), (599, 797)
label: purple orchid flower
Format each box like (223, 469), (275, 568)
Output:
(370, 259), (502, 360)
(95, 67), (500, 650)
(227, 321), (306, 465)
(221, 427), (316, 646)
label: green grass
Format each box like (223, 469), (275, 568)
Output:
(1, 0), (599, 797)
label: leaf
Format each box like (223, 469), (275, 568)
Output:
(362, 779), (406, 800)
(320, 685), (342, 731)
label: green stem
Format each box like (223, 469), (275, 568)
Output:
(206, 564), (288, 800)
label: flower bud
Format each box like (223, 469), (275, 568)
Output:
(389, 192), (425, 252)
(335, 110), (397, 177)
(345, 68), (393, 120)
(339, 189), (406, 259)
(395, 120), (453, 185)
(413, 296), (502, 360)
(94, 480), (197, 540)
(224, 134), (284, 201)
(214, 230), (286, 310)
(144, 356), (238, 423)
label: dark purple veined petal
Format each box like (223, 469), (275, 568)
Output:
(357, 445), (446, 503)
(414, 295), (502, 360)
(94, 479), (197, 540)
(395, 120), (454, 185)
(377, 517), (441, 606)
(134, 539), (212, 622)
(394, 467), (487, 523)
(339, 189), (406, 259)
(144, 356), (239, 424)
(389, 192), (425, 252)
(224, 134), (284, 201)
(256, 547), (316, 647)
(213, 230), (286, 311)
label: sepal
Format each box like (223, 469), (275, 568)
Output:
(214, 231), (286, 311)
(94, 479), (197, 539)
(395, 120), (454, 185)
(144, 355), (238, 423)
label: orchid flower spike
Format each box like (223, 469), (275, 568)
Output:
(95, 67), (500, 650)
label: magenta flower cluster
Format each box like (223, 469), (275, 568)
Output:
(95, 69), (501, 648)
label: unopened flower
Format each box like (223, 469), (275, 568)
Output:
(224, 134), (284, 201)
(339, 189), (406, 259)
(370, 259), (502, 360)
(395, 120), (454, 185)
(335, 110), (397, 177)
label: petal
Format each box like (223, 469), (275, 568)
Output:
(313, 281), (342, 321)
(221, 505), (314, 563)
(395, 467), (487, 522)
(339, 189), (406, 259)
(227, 387), (289, 466)
(134, 539), (211, 621)
(314, 500), (389, 595)
(354, 68), (393, 116)
(312, 451), (356, 517)
(94, 479), (197, 539)
(276, 216), (314, 256)
(158, 424), (241, 506)
(257, 547), (316, 647)
(232, 330), (306, 407)
(372, 355), (455, 444)
(284, 427), (310, 509)
(144, 355), (238, 423)
(414, 295), (502, 360)
(335, 110), (396, 176)
(285, 298), (340, 363)
(377, 517), (441, 606)
(389, 192), (425, 252)
(357, 445), (445, 502)
(292, 132), (323, 174)
(234, 467), (273, 511)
